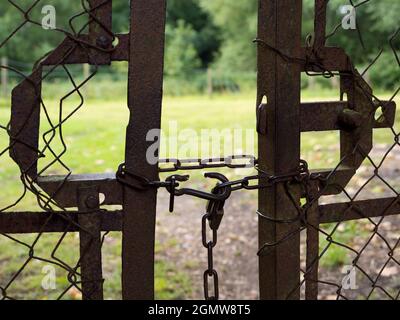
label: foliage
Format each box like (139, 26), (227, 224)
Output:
(0, 1), (82, 63)
(200, 0), (258, 72)
(166, 0), (221, 66)
(0, 0), (398, 90)
(165, 20), (201, 79)
(369, 51), (400, 91)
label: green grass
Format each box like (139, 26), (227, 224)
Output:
(319, 220), (370, 268)
(0, 89), (398, 298)
(0, 231), (191, 300)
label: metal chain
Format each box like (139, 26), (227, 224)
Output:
(159, 155), (257, 172)
(202, 211), (219, 300)
(201, 184), (227, 300)
(116, 158), (321, 300)
(116, 158), (314, 195)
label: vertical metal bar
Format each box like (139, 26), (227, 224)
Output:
(74, 1), (111, 300)
(257, 0), (302, 300)
(78, 187), (104, 300)
(88, 0), (112, 65)
(305, 183), (320, 300)
(10, 67), (42, 177)
(314, 0), (327, 49)
(122, 0), (167, 300)
(88, 0), (112, 37)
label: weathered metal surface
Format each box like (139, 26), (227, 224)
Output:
(9, 67), (42, 177)
(42, 34), (129, 66)
(9, 1), (127, 205)
(257, 101), (395, 133)
(301, 4), (396, 198)
(7, 0), (168, 300)
(313, 0), (327, 49)
(77, 186), (104, 300)
(299, 47), (350, 72)
(3, 0), (399, 301)
(257, 0), (302, 300)
(300, 101), (396, 132)
(319, 197), (400, 224)
(0, 211), (122, 234)
(88, 0), (112, 65)
(10, 31), (129, 184)
(38, 174), (122, 208)
(305, 183), (320, 300)
(257, 0), (398, 300)
(121, 0), (167, 300)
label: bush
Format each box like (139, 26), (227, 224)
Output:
(369, 51), (399, 91)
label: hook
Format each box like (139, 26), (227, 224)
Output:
(165, 173), (231, 212)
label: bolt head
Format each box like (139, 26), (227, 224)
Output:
(96, 36), (111, 49)
(85, 195), (99, 209)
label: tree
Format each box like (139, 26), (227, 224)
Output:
(200, 0), (258, 72)
(166, 0), (221, 67)
(164, 20), (201, 79)
(0, 1), (83, 64)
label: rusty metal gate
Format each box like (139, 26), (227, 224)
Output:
(1, 0), (399, 300)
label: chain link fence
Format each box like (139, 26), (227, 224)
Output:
(0, 0), (399, 300)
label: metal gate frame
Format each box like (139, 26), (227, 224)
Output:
(2, 0), (167, 300)
(1, 0), (398, 300)
(257, 0), (397, 300)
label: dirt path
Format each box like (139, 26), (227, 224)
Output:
(156, 190), (259, 300)
(155, 145), (400, 300)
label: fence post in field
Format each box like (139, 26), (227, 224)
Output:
(122, 0), (167, 300)
(83, 64), (90, 96)
(257, 0), (302, 299)
(207, 68), (213, 97)
(1, 57), (8, 98)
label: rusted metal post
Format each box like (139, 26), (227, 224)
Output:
(314, 0), (327, 49)
(77, 186), (104, 300)
(257, 0), (302, 300)
(122, 0), (167, 300)
(88, 0), (112, 65)
(305, 183), (320, 300)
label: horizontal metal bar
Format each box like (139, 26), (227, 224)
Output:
(0, 210), (122, 234)
(301, 101), (396, 132)
(37, 164), (359, 208)
(42, 34), (129, 66)
(312, 167), (355, 196)
(38, 173), (122, 208)
(299, 47), (350, 72)
(319, 197), (400, 224)
(260, 101), (395, 133)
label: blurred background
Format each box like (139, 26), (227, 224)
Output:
(0, 0), (399, 300)
(0, 0), (398, 97)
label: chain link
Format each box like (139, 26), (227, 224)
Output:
(202, 212), (219, 300)
(159, 155), (256, 172)
(117, 158), (313, 195)
(116, 158), (320, 300)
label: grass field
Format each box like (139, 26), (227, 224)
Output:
(0, 89), (398, 299)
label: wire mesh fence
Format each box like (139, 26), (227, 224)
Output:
(0, 0), (399, 300)
(0, 0), (126, 300)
